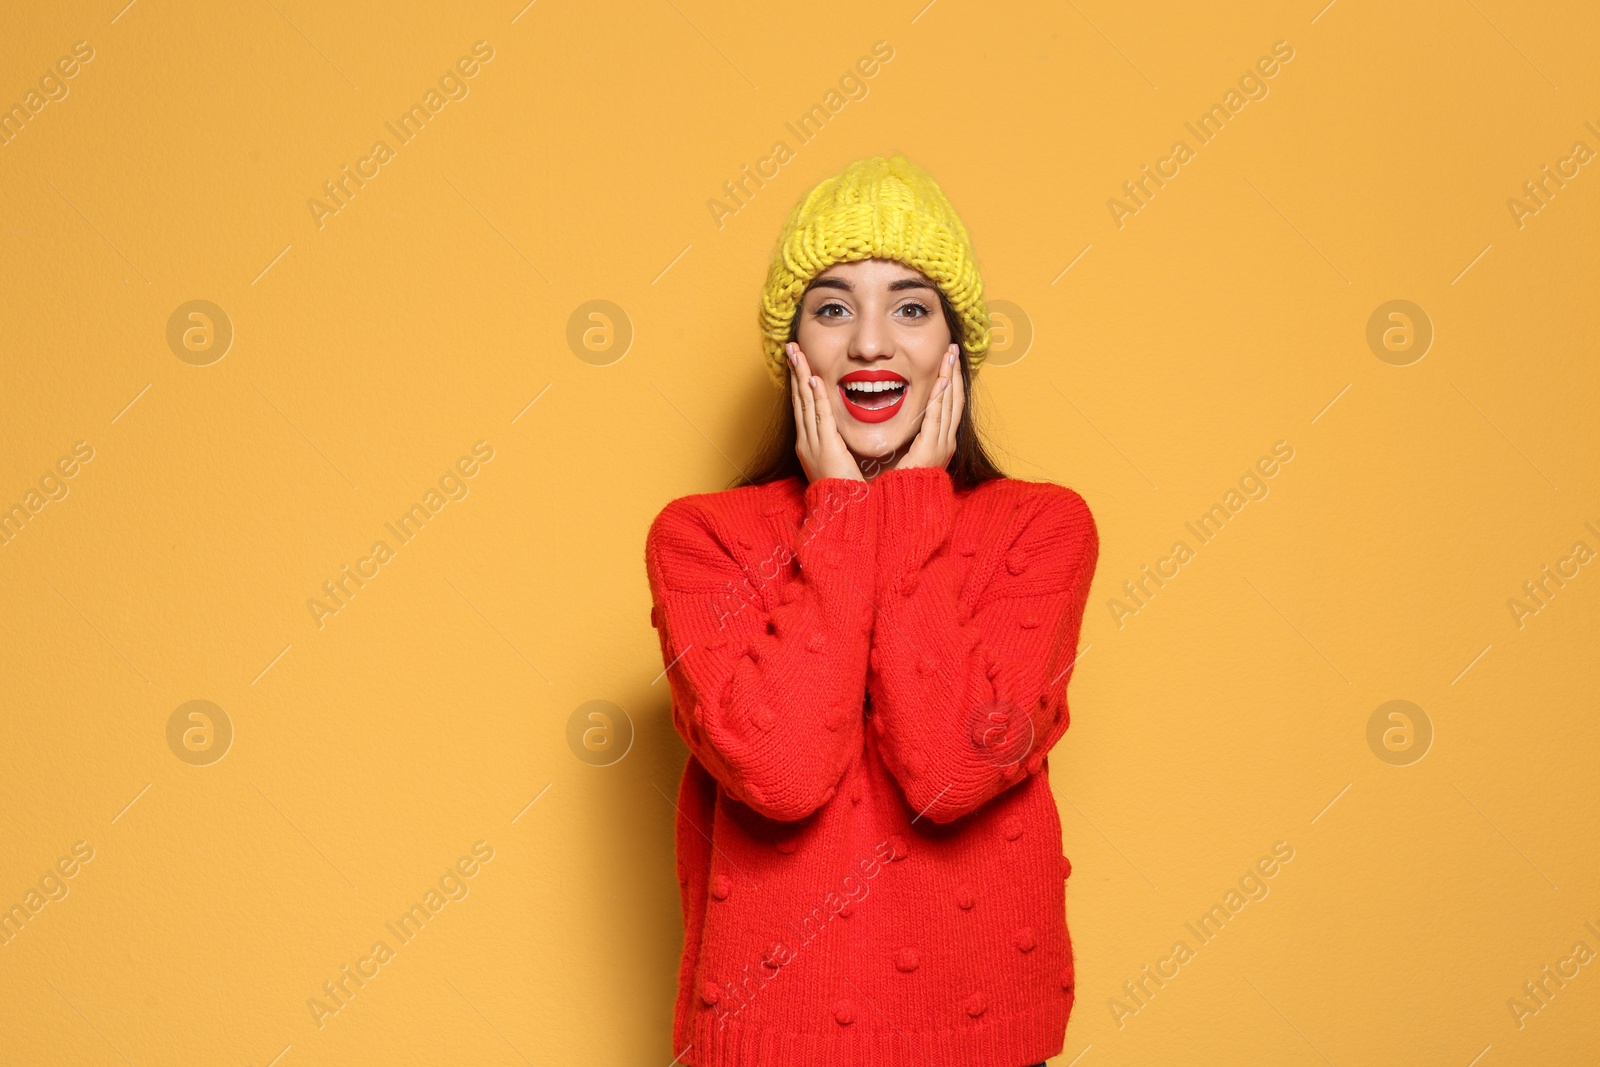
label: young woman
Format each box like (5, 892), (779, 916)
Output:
(645, 155), (1099, 1067)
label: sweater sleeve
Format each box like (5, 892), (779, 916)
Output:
(645, 479), (878, 822)
(866, 467), (1098, 824)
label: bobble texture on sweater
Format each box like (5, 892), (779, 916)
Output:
(645, 467), (1098, 1067)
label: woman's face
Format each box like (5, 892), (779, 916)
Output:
(792, 258), (959, 466)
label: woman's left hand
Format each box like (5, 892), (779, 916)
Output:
(893, 344), (963, 473)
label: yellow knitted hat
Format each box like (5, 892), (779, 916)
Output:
(757, 154), (990, 388)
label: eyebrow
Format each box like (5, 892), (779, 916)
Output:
(805, 277), (938, 294)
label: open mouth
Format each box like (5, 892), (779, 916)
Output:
(838, 371), (908, 423)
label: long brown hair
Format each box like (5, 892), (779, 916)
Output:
(727, 284), (1007, 492)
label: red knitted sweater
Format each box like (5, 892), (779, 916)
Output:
(645, 466), (1099, 1067)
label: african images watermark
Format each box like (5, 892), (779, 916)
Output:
(708, 834), (902, 1028)
(1506, 917), (1600, 1030)
(0, 840), (95, 949)
(1506, 520), (1599, 630)
(1366, 700), (1432, 767)
(1, 439), (95, 549)
(166, 299), (234, 366)
(307, 440), (495, 628)
(307, 41), (496, 230)
(713, 479), (872, 632)
(1, 39), (94, 149)
(1506, 121), (1600, 231)
(307, 840), (495, 1029)
(166, 700), (235, 767)
(1109, 840), (1295, 1028)
(566, 699), (635, 767)
(566, 300), (633, 367)
(1366, 299), (1433, 366)
(1107, 40), (1295, 228)
(706, 40), (895, 230)
(1108, 440), (1295, 628)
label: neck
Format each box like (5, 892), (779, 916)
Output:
(854, 442), (910, 482)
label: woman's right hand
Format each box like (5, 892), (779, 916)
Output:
(788, 342), (864, 482)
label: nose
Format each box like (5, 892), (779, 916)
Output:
(847, 306), (894, 362)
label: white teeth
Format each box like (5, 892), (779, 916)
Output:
(843, 380), (905, 393)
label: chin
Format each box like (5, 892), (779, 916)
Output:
(843, 424), (908, 464)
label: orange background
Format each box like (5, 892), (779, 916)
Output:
(1, 1), (1597, 1064)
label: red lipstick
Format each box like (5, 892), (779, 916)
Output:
(837, 369), (908, 424)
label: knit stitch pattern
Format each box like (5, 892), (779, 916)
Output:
(757, 155), (991, 388)
(645, 467), (1098, 1067)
